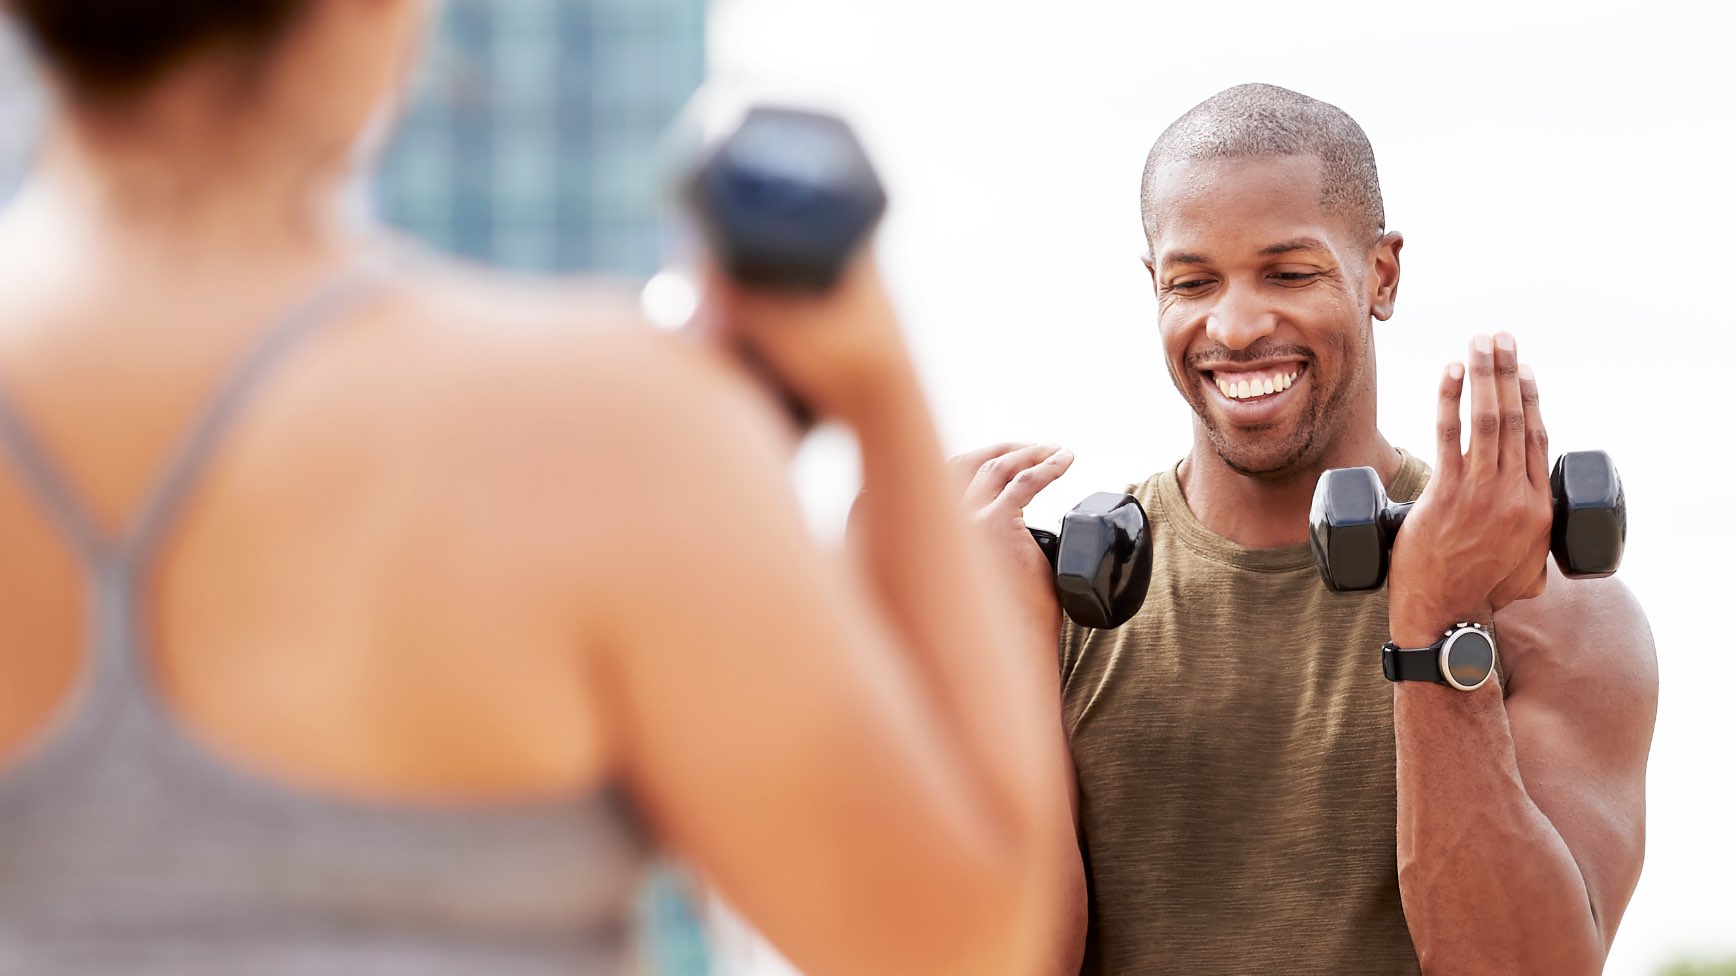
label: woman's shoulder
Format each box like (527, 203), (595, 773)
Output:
(366, 258), (788, 490)
(383, 256), (656, 354)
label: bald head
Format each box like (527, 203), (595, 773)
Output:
(1141, 84), (1385, 250)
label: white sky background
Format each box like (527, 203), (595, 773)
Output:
(709, 0), (1735, 973)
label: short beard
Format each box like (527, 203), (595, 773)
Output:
(1184, 333), (1363, 483)
(1199, 388), (1326, 481)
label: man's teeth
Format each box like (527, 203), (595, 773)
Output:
(1215, 368), (1300, 400)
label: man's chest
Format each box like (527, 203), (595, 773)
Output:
(1060, 562), (1405, 901)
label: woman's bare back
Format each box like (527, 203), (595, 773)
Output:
(0, 233), (691, 805)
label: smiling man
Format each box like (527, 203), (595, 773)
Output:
(960, 84), (1659, 974)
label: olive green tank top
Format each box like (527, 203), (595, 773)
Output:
(1059, 451), (1430, 975)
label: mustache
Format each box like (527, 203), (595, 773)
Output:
(1184, 341), (1314, 369)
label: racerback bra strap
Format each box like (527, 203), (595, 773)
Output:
(0, 266), (389, 570)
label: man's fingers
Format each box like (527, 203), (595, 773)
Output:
(1466, 334), (1500, 474)
(949, 442), (1032, 493)
(1493, 332), (1527, 476)
(950, 442), (1031, 474)
(963, 443), (1066, 509)
(1519, 364), (1550, 491)
(1435, 361), (1466, 481)
(997, 447), (1075, 512)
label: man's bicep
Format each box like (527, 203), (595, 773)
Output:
(1503, 579), (1658, 947)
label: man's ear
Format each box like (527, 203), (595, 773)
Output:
(1370, 231), (1404, 321)
(1141, 251), (1157, 286)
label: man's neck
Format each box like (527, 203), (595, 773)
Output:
(1176, 430), (1403, 549)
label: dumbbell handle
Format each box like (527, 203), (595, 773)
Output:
(1368, 459), (1622, 579)
(1029, 529), (1060, 570)
(1380, 501), (1414, 538)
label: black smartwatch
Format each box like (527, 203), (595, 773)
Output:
(1382, 622), (1497, 692)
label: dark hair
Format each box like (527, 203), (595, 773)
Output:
(1141, 83), (1386, 248)
(8, 0), (310, 95)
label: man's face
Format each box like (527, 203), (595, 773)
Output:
(1144, 154), (1393, 479)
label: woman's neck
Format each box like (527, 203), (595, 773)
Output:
(17, 70), (363, 269)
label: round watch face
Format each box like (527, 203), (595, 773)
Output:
(1440, 628), (1496, 691)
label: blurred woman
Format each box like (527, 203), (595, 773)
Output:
(0, 1), (1081, 973)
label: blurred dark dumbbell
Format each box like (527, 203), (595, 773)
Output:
(1028, 493), (1153, 629)
(684, 106), (886, 291)
(1308, 450), (1626, 592)
(681, 106), (887, 427)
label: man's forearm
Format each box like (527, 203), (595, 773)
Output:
(1393, 682), (1604, 975)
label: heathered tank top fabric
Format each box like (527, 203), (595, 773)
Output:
(0, 271), (648, 975)
(1060, 451), (1431, 975)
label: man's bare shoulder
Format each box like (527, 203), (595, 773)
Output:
(1496, 569), (1658, 708)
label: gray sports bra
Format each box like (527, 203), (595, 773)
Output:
(0, 271), (649, 974)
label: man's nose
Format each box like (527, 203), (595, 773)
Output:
(1204, 287), (1278, 350)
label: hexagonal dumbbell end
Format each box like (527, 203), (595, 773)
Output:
(1309, 466), (1400, 592)
(1549, 450), (1625, 578)
(1053, 492), (1153, 630)
(684, 107), (887, 291)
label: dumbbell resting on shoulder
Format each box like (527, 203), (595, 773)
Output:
(1308, 450), (1626, 592)
(1027, 493), (1153, 630)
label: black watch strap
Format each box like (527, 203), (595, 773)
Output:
(1382, 644), (1442, 683)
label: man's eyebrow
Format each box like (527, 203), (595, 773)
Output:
(1159, 238), (1332, 267)
(1159, 251), (1210, 267)
(1257, 237), (1332, 256)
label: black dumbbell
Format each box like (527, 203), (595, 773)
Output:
(683, 106), (887, 292)
(1308, 450), (1626, 592)
(1028, 493), (1153, 629)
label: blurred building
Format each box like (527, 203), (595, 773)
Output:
(0, 21), (44, 198)
(3, 1), (705, 282)
(373, 0), (706, 277)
